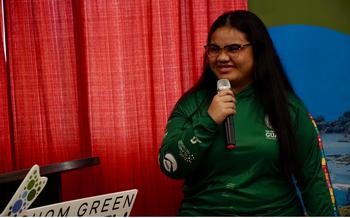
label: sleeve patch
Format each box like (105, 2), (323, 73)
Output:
(163, 153), (178, 173)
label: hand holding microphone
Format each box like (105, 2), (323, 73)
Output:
(208, 79), (236, 149)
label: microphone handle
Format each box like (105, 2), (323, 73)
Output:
(225, 115), (236, 149)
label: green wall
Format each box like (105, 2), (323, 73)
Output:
(248, 0), (350, 34)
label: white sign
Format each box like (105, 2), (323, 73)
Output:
(22, 189), (138, 217)
(1, 165), (47, 217)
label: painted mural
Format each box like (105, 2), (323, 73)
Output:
(249, 0), (350, 215)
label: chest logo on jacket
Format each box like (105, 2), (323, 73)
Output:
(265, 115), (277, 140)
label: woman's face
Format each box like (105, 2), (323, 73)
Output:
(208, 26), (254, 92)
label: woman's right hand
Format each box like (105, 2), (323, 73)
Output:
(208, 89), (236, 125)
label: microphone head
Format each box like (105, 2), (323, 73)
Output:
(217, 79), (231, 91)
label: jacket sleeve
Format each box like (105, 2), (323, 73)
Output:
(293, 104), (339, 216)
(158, 95), (219, 179)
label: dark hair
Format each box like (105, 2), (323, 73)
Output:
(187, 10), (297, 177)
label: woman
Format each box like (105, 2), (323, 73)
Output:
(158, 10), (338, 216)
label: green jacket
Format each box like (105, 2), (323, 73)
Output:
(159, 85), (338, 216)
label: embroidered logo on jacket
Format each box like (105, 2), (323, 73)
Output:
(163, 153), (177, 173)
(190, 136), (202, 144)
(265, 115), (277, 140)
(178, 140), (195, 163)
(265, 130), (277, 140)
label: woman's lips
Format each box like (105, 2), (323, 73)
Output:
(217, 65), (234, 73)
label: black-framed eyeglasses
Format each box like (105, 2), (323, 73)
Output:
(204, 43), (252, 57)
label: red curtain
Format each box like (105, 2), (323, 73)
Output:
(0, 0), (12, 172)
(1, 0), (247, 215)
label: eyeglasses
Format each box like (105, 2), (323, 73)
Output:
(204, 43), (252, 57)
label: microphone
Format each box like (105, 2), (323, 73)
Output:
(217, 79), (236, 149)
